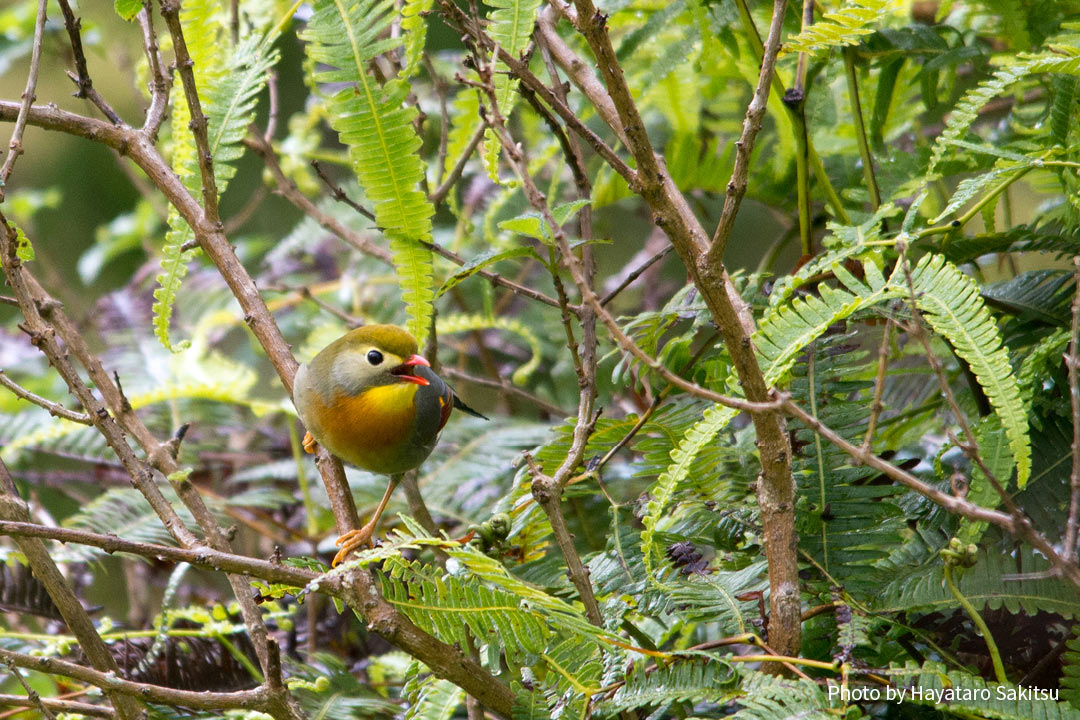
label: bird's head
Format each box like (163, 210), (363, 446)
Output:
(321, 325), (431, 393)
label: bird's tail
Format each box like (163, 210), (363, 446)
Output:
(453, 394), (489, 420)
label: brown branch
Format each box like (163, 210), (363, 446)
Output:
(138, 2), (171, 140)
(0, 369), (93, 424)
(535, 6), (628, 147)
(56, 0), (122, 125)
(0, 519), (317, 585)
(0, 0), (47, 197)
(0, 694), (114, 719)
(777, 391), (1080, 591)
(475, 62), (605, 626)
(158, 0), (221, 222)
(0, 460), (143, 720)
(860, 316), (893, 455)
(1066, 254), (1080, 561)
(429, 122), (486, 205)
(706, 0), (788, 260)
(0, 646), (271, 712)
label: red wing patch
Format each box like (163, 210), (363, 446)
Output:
(438, 388), (453, 431)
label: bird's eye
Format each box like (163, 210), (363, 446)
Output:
(367, 350), (384, 366)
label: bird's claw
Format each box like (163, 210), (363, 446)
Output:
(302, 431), (318, 455)
(331, 525), (375, 566)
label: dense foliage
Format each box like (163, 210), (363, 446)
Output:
(2, 0), (1080, 718)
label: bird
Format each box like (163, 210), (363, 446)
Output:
(292, 324), (485, 566)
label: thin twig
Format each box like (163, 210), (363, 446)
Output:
(312, 160), (377, 222)
(0, 0), (47, 197)
(441, 366), (568, 417)
(0, 369), (93, 424)
(158, 0), (221, 222)
(0, 694), (114, 719)
(707, 0), (787, 259)
(139, 2), (171, 140)
(3, 659), (58, 720)
(778, 391), (1080, 590)
(1065, 254), (1080, 561)
(600, 246), (673, 306)
(57, 0), (122, 124)
(860, 316), (893, 454)
(429, 122), (486, 205)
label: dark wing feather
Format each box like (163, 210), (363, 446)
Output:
(452, 393), (488, 420)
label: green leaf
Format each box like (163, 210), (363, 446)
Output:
(499, 214), (545, 240)
(436, 246), (542, 298)
(551, 199), (591, 226)
(114, 0), (142, 21)
(14, 226), (33, 262)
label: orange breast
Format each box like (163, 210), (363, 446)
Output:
(311, 383), (419, 472)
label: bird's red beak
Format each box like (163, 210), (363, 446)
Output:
(391, 354), (431, 386)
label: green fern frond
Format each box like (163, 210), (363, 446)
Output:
(757, 259), (898, 385)
(781, 0), (896, 57)
(875, 545), (1080, 618)
(640, 403), (737, 580)
(404, 674), (463, 720)
(155, 30), (277, 352)
(928, 61), (1032, 174)
(401, 0), (435, 79)
(446, 546), (607, 642)
(907, 253), (1031, 486)
(437, 313), (542, 384)
(893, 661), (1080, 718)
(380, 558), (551, 663)
(153, 233), (198, 352)
(731, 671), (834, 720)
(1051, 75), (1079, 148)
(596, 661), (735, 716)
(482, 0), (543, 179)
(1064, 624), (1080, 711)
(303, 0), (436, 343)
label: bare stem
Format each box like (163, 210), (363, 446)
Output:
(1065, 254), (1080, 561)
(0, 0), (47, 196)
(0, 369), (93, 424)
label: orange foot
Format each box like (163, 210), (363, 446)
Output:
(332, 522), (376, 566)
(302, 431), (318, 454)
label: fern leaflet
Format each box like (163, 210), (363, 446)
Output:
(907, 253), (1031, 487)
(482, 0), (543, 178)
(303, 0), (436, 343)
(781, 0), (896, 57)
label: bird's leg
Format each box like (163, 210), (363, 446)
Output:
(331, 474), (401, 566)
(302, 431), (318, 454)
